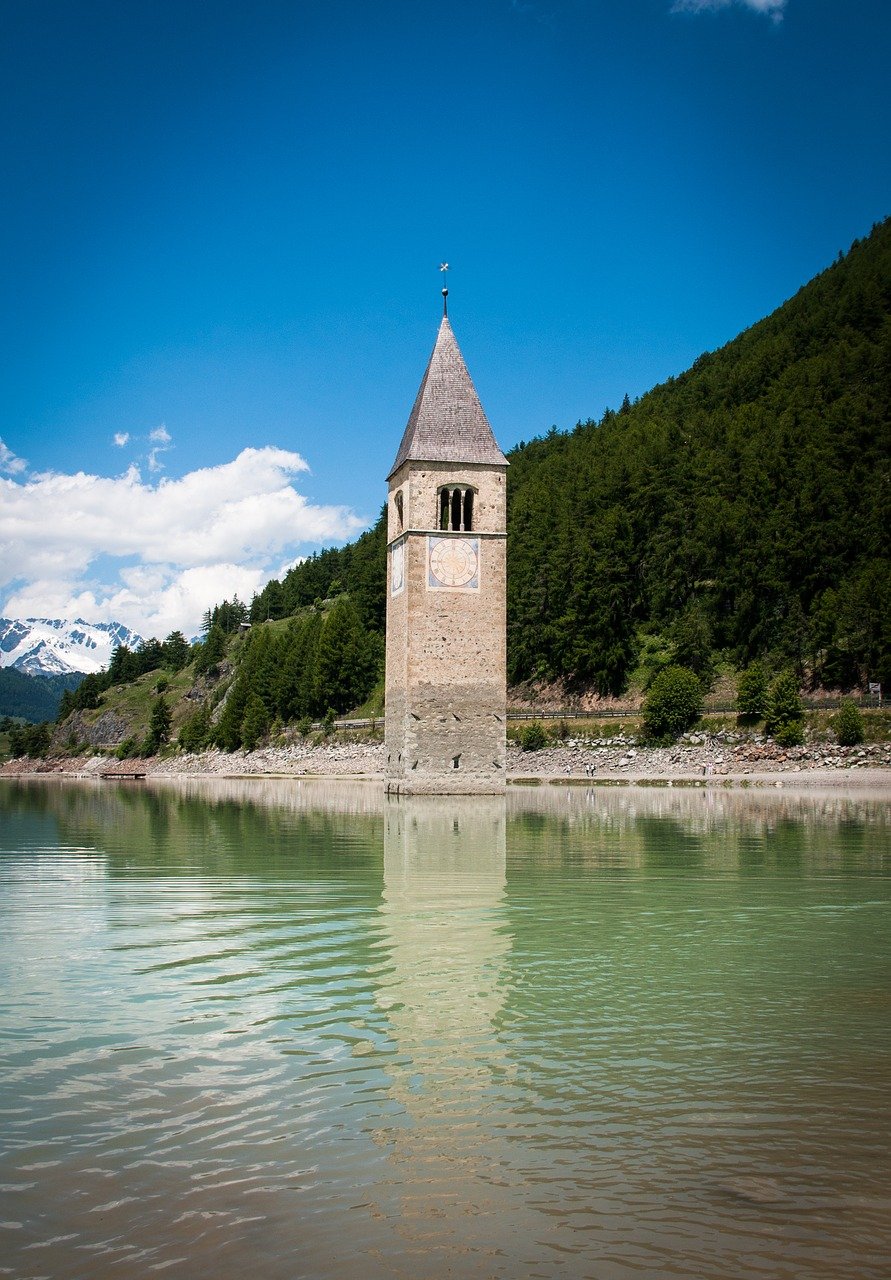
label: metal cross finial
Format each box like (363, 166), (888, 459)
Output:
(440, 262), (449, 316)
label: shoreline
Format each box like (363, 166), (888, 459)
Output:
(3, 737), (890, 791)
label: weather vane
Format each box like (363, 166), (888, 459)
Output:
(440, 262), (449, 316)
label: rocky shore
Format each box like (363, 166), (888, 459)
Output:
(3, 727), (890, 788)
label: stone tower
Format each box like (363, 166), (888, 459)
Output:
(385, 306), (508, 794)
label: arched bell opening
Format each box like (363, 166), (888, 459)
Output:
(438, 485), (476, 532)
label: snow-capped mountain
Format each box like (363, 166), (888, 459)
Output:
(0, 618), (145, 677)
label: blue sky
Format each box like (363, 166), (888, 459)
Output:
(1, 0), (888, 638)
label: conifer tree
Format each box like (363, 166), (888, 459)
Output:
(145, 695), (171, 754)
(162, 631), (191, 671)
(241, 693), (270, 751)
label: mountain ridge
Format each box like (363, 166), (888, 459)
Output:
(0, 618), (145, 678)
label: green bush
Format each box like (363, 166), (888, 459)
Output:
(736, 661), (768, 719)
(8, 721), (51, 758)
(550, 718), (570, 742)
(833, 698), (864, 747)
(642, 666), (703, 741)
(297, 715), (312, 737)
(765, 671), (803, 741)
(518, 720), (548, 751)
(773, 719), (805, 747)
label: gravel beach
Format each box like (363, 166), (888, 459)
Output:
(4, 729), (890, 789)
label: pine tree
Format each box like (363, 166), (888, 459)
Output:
(241, 694), (270, 751)
(178, 703), (211, 753)
(765, 672), (804, 743)
(162, 631), (191, 671)
(144, 695), (171, 754)
(314, 598), (365, 713)
(193, 623), (227, 677)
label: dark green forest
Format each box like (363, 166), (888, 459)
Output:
(0, 668), (83, 723)
(249, 519), (387, 634)
(507, 220), (890, 693)
(244, 218), (890, 698)
(207, 596), (383, 751)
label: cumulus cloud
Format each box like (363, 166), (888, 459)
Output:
(671, 0), (787, 20)
(0, 439), (27, 475)
(0, 446), (366, 638)
(3, 564), (272, 642)
(113, 432), (130, 448)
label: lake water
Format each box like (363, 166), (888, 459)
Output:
(1, 778), (890, 1280)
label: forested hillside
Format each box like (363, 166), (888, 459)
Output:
(249, 519), (386, 633)
(0, 668), (83, 723)
(244, 219), (889, 699)
(507, 219), (890, 693)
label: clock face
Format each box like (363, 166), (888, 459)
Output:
(390, 540), (405, 595)
(427, 536), (479, 590)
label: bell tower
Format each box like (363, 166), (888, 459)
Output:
(385, 291), (508, 794)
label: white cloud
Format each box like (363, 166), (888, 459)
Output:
(3, 565), (271, 642)
(147, 423), (173, 472)
(0, 439), (27, 475)
(113, 432), (130, 448)
(671, 0), (787, 20)
(0, 446), (366, 638)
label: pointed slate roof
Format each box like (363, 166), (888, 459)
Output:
(388, 316), (508, 479)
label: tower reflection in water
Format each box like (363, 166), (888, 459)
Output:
(370, 795), (518, 1264)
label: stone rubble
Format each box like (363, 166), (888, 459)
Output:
(507, 730), (891, 781)
(2, 728), (890, 787)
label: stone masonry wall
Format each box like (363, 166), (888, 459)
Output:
(385, 461), (507, 794)
(387, 460), (506, 540)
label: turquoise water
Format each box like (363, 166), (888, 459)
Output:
(1, 778), (890, 1279)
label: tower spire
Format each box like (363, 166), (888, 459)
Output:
(440, 261), (449, 317)
(387, 305), (508, 479)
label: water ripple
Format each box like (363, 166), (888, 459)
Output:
(1, 782), (890, 1278)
